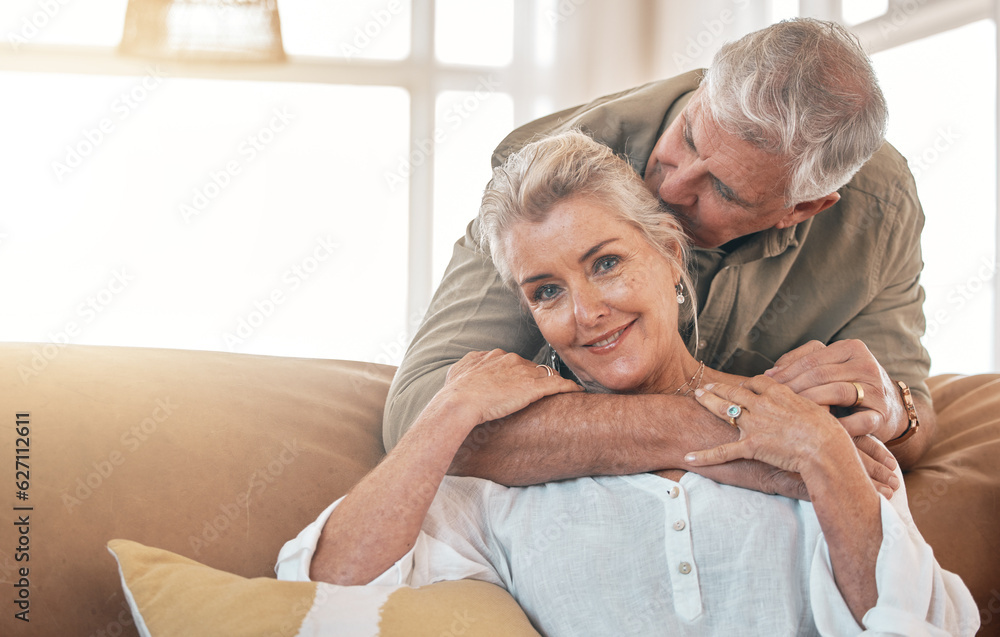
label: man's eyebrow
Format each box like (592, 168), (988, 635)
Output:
(682, 116), (696, 151)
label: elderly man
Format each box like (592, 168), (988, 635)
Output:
(384, 18), (934, 494)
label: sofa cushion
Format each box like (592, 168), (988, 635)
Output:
(0, 342), (393, 636)
(106, 539), (541, 636)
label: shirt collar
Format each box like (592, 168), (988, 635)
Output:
(717, 219), (806, 265)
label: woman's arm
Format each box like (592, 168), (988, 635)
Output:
(686, 376), (883, 623)
(309, 350), (581, 585)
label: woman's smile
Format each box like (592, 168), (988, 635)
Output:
(582, 320), (635, 351)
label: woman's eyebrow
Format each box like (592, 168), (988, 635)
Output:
(520, 272), (550, 286)
(579, 239), (619, 263)
(518, 238), (620, 287)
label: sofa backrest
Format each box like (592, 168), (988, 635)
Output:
(0, 343), (393, 636)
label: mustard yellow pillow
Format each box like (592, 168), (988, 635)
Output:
(107, 539), (540, 637)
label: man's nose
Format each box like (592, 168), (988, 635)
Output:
(658, 160), (699, 209)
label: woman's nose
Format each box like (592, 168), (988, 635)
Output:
(573, 287), (609, 326)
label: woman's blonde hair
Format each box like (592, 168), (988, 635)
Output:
(477, 129), (694, 324)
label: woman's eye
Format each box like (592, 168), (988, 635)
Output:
(534, 284), (559, 302)
(595, 256), (619, 272)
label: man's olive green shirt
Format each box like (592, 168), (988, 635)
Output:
(384, 69), (930, 449)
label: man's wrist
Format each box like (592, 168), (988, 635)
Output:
(886, 380), (920, 446)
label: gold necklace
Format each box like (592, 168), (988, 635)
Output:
(673, 361), (705, 396)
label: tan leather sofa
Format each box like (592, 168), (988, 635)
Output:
(1, 342), (998, 636)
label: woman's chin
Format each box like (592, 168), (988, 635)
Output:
(577, 373), (644, 394)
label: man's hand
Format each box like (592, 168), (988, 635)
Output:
(764, 339), (907, 443)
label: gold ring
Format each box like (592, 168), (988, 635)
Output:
(851, 381), (865, 408)
(536, 364), (553, 377)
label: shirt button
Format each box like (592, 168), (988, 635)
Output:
(669, 486), (680, 499)
(697, 339), (707, 350)
(673, 520), (686, 531)
(679, 562), (692, 574)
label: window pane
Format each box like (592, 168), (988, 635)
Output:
(433, 88), (514, 285)
(435, 0), (513, 66)
(280, 0), (411, 60)
(872, 20), (997, 374)
(0, 72), (410, 364)
(0, 0), (128, 48)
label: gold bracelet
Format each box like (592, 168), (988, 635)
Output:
(886, 380), (919, 446)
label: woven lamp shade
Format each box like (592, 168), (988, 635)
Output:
(119, 0), (285, 62)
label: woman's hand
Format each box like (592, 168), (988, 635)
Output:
(688, 376), (888, 625)
(684, 375), (854, 478)
(436, 349), (583, 428)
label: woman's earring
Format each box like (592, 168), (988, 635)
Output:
(548, 343), (562, 374)
(675, 283), (686, 304)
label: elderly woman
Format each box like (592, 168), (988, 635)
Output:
(277, 131), (977, 636)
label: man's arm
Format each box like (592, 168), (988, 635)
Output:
(449, 392), (720, 483)
(447, 377), (900, 499)
(382, 222), (545, 450)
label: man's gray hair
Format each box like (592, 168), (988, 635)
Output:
(702, 18), (888, 205)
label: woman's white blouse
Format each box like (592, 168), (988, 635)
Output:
(276, 470), (978, 636)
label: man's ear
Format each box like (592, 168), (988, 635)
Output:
(774, 192), (841, 229)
